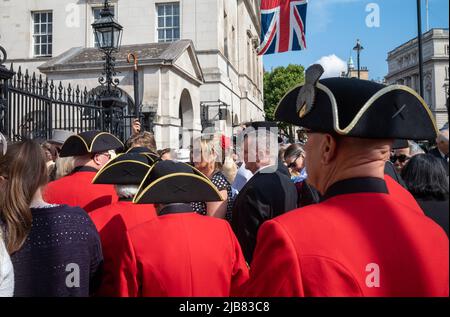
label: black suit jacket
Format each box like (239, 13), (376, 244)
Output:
(384, 161), (407, 188)
(428, 148), (449, 175)
(415, 196), (449, 237)
(231, 163), (298, 263)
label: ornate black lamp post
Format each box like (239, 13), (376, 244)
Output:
(353, 39), (364, 80)
(92, 0), (125, 135)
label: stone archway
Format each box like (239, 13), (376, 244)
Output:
(179, 89), (194, 148)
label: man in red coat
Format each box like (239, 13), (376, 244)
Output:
(242, 65), (449, 297)
(114, 160), (249, 297)
(89, 152), (158, 296)
(44, 131), (123, 212)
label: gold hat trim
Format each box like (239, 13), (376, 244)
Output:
(92, 156), (151, 184)
(62, 132), (124, 155)
(275, 82), (438, 136)
(133, 172), (223, 204)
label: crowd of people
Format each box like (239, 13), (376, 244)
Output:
(0, 66), (448, 297)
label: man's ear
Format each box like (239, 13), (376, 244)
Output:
(92, 154), (102, 166)
(321, 134), (338, 165)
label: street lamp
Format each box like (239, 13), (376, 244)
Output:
(92, 0), (126, 136)
(92, 0), (123, 101)
(92, 0), (123, 51)
(353, 39), (364, 79)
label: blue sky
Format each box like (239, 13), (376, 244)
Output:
(262, 0), (449, 81)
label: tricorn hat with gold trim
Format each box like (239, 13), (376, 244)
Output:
(126, 146), (160, 163)
(133, 160), (223, 204)
(59, 131), (124, 157)
(92, 152), (154, 185)
(275, 64), (438, 140)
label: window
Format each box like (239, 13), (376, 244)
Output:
(446, 66), (449, 80)
(156, 3), (180, 43)
(445, 45), (449, 56)
(32, 11), (53, 57)
(92, 6), (115, 47)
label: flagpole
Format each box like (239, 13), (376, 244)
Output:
(417, 0), (425, 98)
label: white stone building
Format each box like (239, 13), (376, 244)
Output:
(385, 28), (449, 129)
(0, 0), (265, 148)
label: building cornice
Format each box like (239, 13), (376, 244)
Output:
(7, 57), (52, 63)
(387, 28), (449, 59)
(386, 56), (449, 79)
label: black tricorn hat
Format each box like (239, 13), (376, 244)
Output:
(133, 160), (223, 204)
(275, 64), (438, 140)
(59, 131), (123, 157)
(92, 153), (154, 185)
(392, 139), (409, 150)
(125, 146), (160, 163)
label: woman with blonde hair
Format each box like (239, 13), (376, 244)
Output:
(53, 156), (75, 180)
(0, 140), (102, 296)
(191, 134), (237, 221)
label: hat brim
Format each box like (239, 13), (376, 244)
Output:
(133, 173), (223, 204)
(92, 160), (151, 185)
(126, 147), (160, 163)
(275, 81), (439, 140)
(60, 132), (123, 157)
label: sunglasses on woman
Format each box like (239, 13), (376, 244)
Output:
(390, 154), (411, 163)
(287, 153), (305, 169)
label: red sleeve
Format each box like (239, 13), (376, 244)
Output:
(384, 175), (422, 213)
(241, 219), (305, 297)
(226, 224), (249, 296)
(97, 223), (139, 297)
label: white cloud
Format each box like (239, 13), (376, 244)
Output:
(313, 54), (347, 78)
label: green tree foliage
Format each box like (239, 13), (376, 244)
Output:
(263, 64), (305, 137)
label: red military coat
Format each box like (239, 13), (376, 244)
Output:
(384, 174), (422, 212)
(242, 177), (449, 297)
(115, 210), (249, 297)
(89, 200), (157, 296)
(44, 167), (118, 213)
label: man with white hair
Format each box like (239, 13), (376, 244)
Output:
(429, 129), (449, 175)
(44, 131), (124, 212)
(231, 122), (298, 263)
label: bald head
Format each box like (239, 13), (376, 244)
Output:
(304, 132), (392, 195)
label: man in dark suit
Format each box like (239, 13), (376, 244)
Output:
(231, 125), (298, 263)
(429, 129), (449, 175)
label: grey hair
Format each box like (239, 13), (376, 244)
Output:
(409, 141), (425, 156)
(244, 128), (279, 164)
(437, 129), (449, 143)
(115, 185), (140, 199)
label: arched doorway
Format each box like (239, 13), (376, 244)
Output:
(179, 89), (194, 149)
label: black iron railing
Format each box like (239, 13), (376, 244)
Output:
(0, 64), (129, 142)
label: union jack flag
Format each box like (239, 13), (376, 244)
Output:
(258, 0), (308, 55)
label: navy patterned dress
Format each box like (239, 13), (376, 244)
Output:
(191, 171), (234, 222)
